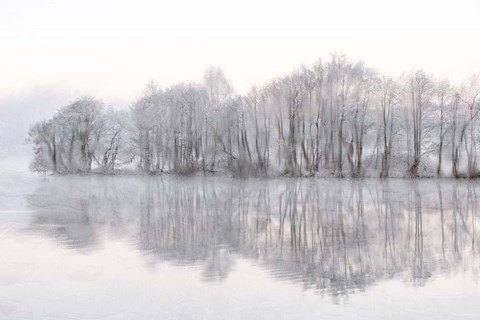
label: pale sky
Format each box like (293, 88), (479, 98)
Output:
(1, 0), (480, 105)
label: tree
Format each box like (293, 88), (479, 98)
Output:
(459, 75), (480, 177)
(433, 79), (453, 176)
(377, 76), (399, 178)
(28, 97), (104, 173)
(27, 120), (58, 173)
(404, 70), (432, 177)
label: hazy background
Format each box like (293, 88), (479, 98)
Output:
(1, 0), (479, 164)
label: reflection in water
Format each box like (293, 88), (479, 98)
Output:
(27, 177), (480, 295)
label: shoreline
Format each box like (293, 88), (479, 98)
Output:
(34, 170), (480, 180)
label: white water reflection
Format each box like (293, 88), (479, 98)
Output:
(1, 176), (480, 319)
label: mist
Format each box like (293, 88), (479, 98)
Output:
(2, 0), (480, 319)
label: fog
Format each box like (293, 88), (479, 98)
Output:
(2, 0), (480, 318)
(1, 0), (480, 103)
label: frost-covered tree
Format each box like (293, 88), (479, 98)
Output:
(376, 76), (400, 178)
(27, 56), (480, 178)
(28, 97), (105, 173)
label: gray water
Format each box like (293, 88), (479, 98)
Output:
(1, 175), (480, 319)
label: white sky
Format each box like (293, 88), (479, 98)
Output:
(1, 0), (480, 105)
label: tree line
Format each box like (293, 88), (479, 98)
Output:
(28, 54), (480, 178)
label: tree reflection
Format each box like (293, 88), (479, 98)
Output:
(28, 177), (480, 294)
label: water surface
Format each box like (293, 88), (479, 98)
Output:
(1, 176), (480, 319)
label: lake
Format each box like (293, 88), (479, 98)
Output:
(1, 175), (480, 319)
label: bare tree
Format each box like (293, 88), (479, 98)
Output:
(405, 70), (432, 177)
(377, 76), (398, 178)
(433, 80), (453, 176)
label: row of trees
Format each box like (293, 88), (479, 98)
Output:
(28, 55), (480, 177)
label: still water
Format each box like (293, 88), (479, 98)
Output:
(1, 175), (480, 319)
